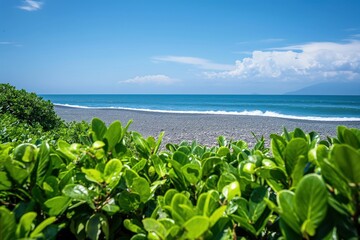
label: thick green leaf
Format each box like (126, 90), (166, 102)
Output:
(44, 196), (71, 216)
(0, 207), (16, 240)
(284, 138), (308, 176)
(222, 181), (241, 201)
(277, 190), (301, 234)
(230, 214), (256, 235)
(102, 202), (120, 214)
(164, 189), (178, 206)
(197, 190), (220, 217)
(30, 216), (56, 238)
(104, 158), (122, 188)
(4, 159), (29, 185)
(124, 219), (146, 234)
(91, 118), (107, 141)
(81, 168), (104, 183)
(319, 159), (352, 200)
(132, 132), (150, 157)
(132, 158), (147, 173)
(217, 146), (230, 157)
(142, 218), (167, 239)
(172, 151), (189, 165)
(16, 212), (37, 238)
(13, 143), (36, 162)
(181, 163), (201, 184)
(293, 128), (307, 140)
(151, 155), (167, 178)
(153, 131), (165, 154)
(124, 168), (139, 186)
(117, 191), (141, 212)
(0, 172), (11, 190)
(295, 174), (328, 237)
(331, 144), (360, 184)
(217, 173), (237, 193)
(130, 177), (151, 203)
(270, 134), (286, 166)
(85, 214), (102, 240)
(183, 216), (210, 239)
(92, 140), (105, 149)
(62, 184), (91, 202)
(279, 219), (302, 240)
(57, 140), (77, 161)
(249, 187), (268, 223)
(291, 155), (308, 187)
(36, 142), (51, 185)
(209, 205), (227, 227)
(104, 120), (122, 151)
(171, 193), (193, 224)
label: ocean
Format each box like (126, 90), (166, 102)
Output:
(41, 94), (360, 121)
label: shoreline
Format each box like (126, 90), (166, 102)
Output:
(55, 105), (360, 147)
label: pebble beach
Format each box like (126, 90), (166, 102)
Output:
(55, 105), (360, 147)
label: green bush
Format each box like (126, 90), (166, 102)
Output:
(0, 118), (359, 240)
(0, 84), (62, 131)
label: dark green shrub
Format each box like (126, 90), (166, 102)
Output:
(0, 84), (62, 131)
(0, 113), (90, 145)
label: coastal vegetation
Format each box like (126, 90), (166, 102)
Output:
(0, 85), (359, 239)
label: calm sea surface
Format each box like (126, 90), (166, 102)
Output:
(41, 95), (360, 121)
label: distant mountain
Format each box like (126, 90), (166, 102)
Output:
(286, 82), (360, 95)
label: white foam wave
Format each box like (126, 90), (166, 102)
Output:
(54, 103), (360, 122)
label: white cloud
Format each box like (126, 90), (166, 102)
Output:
(0, 41), (22, 47)
(153, 56), (234, 71)
(120, 74), (177, 84)
(18, 0), (43, 11)
(206, 41), (360, 82)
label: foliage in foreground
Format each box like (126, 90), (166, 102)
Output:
(0, 117), (359, 240)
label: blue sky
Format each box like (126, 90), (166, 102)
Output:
(1, 0), (360, 94)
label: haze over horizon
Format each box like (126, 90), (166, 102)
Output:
(1, 0), (360, 94)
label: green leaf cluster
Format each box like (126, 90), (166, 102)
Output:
(0, 113), (359, 239)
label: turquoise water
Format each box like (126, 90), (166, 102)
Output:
(41, 94), (360, 121)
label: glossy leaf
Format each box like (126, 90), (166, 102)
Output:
(29, 216), (56, 238)
(91, 118), (107, 141)
(62, 184), (91, 202)
(222, 181), (241, 201)
(36, 142), (51, 185)
(124, 219), (146, 234)
(181, 163), (201, 184)
(104, 120), (122, 151)
(104, 158), (122, 188)
(16, 212), (37, 238)
(44, 196), (71, 216)
(295, 174), (328, 237)
(81, 168), (104, 183)
(249, 187), (268, 223)
(130, 177), (151, 203)
(0, 207), (16, 240)
(270, 134), (286, 166)
(142, 218), (167, 239)
(13, 143), (36, 162)
(284, 138), (308, 176)
(0, 172), (11, 190)
(183, 216), (210, 239)
(277, 190), (301, 234)
(331, 144), (360, 184)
